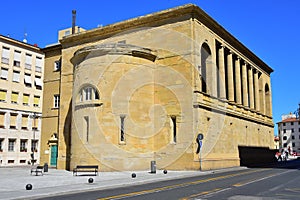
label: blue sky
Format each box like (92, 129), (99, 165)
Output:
(1, 0), (299, 135)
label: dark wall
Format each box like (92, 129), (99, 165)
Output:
(238, 146), (277, 167)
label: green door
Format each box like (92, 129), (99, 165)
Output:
(50, 145), (58, 166)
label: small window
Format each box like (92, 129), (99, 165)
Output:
(120, 115), (125, 143)
(8, 139), (15, 151)
(292, 135), (295, 140)
(25, 54), (32, 70)
(171, 116), (177, 143)
(64, 30), (71, 36)
(0, 90), (6, 102)
(24, 74), (32, 87)
(283, 123), (286, 126)
(23, 94), (29, 106)
(0, 68), (8, 80)
(292, 143), (295, 147)
(11, 92), (19, 104)
(54, 60), (61, 71)
(292, 128), (294, 133)
(54, 95), (60, 108)
(291, 122), (294, 126)
(20, 139), (27, 152)
(13, 50), (21, 67)
(283, 129), (286, 133)
(78, 86), (100, 102)
(35, 57), (42, 72)
(33, 96), (40, 107)
(12, 71), (20, 82)
(283, 143), (287, 147)
(1, 47), (10, 64)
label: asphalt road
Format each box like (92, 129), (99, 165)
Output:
(38, 160), (300, 200)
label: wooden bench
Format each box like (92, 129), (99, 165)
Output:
(31, 165), (44, 176)
(73, 165), (98, 176)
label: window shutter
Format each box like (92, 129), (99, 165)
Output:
(14, 51), (21, 61)
(0, 90), (6, 101)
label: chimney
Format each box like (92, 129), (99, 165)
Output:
(72, 10), (76, 34)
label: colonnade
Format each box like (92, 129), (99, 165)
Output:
(200, 42), (271, 116)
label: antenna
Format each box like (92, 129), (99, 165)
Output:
(23, 27), (27, 43)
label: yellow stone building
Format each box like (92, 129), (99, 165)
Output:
(41, 4), (274, 171)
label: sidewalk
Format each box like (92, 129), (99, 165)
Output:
(0, 166), (242, 200)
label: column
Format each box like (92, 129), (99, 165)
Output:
(227, 51), (234, 102)
(248, 66), (254, 109)
(218, 45), (226, 100)
(254, 69), (260, 112)
(235, 57), (242, 105)
(242, 61), (248, 107)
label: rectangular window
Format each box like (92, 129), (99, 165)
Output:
(283, 123), (286, 126)
(292, 143), (295, 147)
(23, 94), (29, 106)
(292, 135), (295, 140)
(8, 139), (15, 151)
(34, 76), (42, 89)
(54, 95), (60, 108)
(0, 68), (8, 80)
(22, 114), (28, 130)
(291, 122), (294, 126)
(85, 87), (92, 101)
(25, 54), (32, 70)
(84, 116), (89, 142)
(35, 57), (42, 72)
(292, 128), (294, 133)
(12, 71), (20, 82)
(0, 138), (3, 151)
(33, 96), (40, 107)
(10, 113), (17, 129)
(1, 47), (10, 64)
(0, 112), (5, 128)
(54, 60), (61, 71)
(0, 90), (7, 102)
(13, 50), (21, 67)
(120, 115), (125, 142)
(20, 139), (27, 152)
(171, 116), (177, 143)
(24, 74), (32, 87)
(283, 129), (286, 133)
(11, 92), (19, 104)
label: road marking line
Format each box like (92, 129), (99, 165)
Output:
(233, 170), (291, 187)
(180, 188), (232, 200)
(97, 169), (268, 200)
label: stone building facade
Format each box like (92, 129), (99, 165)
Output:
(0, 35), (43, 166)
(41, 4), (274, 171)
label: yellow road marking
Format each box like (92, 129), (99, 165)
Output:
(97, 169), (268, 200)
(180, 188), (222, 200)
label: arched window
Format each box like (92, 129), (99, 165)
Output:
(78, 86), (100, 102)
(200, 43), (212, 94)
(265, 83), (271, 116)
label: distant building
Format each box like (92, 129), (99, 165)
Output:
(277, 113), (300, 154)
(41, 4), (274, 171)
(0, 35), (44, 166)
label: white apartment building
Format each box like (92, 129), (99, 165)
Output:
(277, 113), (300, 154)
(0, 35), (44, 166)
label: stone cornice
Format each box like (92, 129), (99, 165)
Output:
(71, 43), (157, 66)
(60, 3), (273, 74)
